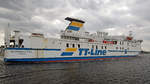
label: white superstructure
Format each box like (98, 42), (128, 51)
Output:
(4, 17), (143, 62)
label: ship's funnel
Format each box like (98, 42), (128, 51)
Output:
(65, 17), (85, 31)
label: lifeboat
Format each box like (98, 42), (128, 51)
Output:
(126, 37), (133, 40)
(103, 40), (117, 44)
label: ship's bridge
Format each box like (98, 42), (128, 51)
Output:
(60, 17), (108, 42)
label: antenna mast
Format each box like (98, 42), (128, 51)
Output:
(4, 23), (10, 48)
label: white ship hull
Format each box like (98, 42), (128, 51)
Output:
(4, 47), (140, 62)
(3, 17), (143, 63)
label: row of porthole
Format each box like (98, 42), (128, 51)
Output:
(66, 43), (80, 48)
(93, 45), (107, 49)
(116, 47), (124, 50)
(66, 43), (132, 51)
(65, 43), (132, 51)
(66, 42), (133, 49)
(66, 43), (108, 49)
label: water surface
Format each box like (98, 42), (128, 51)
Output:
(0, 54), (150, 84)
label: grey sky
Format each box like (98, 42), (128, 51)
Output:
(0, 0), (149, 51)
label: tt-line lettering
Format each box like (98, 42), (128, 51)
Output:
(78, 48), (107, 56)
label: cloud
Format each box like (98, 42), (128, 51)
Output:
(0, 0), (149, 51)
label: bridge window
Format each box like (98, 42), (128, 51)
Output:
(66, 43), (69, 48)
(101, 46), (103, 49)
(105, 46), (107, 49)
(22, 45), (24, 48)
(114, 41), (117, 44)
(96, 45), (98, 49)
(78, 44), (80, 48)
(72, 44), (75, 48)
(92, 45), (94, 49)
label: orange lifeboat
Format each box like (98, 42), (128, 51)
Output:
(88, 39), (95, 42)
(103, 40), (115, 44)
(126, 37), (133, 40)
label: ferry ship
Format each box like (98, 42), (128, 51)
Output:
(4, 17), (143, 63)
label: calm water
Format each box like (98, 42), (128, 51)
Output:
(0, 54), (150, 84)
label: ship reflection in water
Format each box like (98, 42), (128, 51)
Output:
(0, 54), (150, 84)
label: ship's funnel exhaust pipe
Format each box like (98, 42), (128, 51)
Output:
(65, 17), (85, 31)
